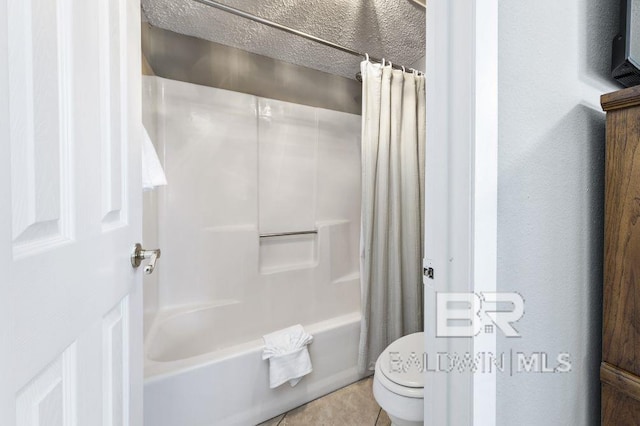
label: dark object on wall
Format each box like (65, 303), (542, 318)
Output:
(612, 0), (640, 86)
(600, 86), (640, 423)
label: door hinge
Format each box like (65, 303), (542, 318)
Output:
(424, 267), (434, 279)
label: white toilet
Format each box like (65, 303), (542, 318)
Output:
(372, 332), (424, 426)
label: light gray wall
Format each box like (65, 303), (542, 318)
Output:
(141, 24), (362, 115)
(409, 54), (425, 73)
(497, 0), (621, 424)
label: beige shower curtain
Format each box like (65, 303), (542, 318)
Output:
(358, 60), (426, 373)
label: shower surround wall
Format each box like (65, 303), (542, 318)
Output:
(153, 75), (360, 321)
(142, 76), (362, 425)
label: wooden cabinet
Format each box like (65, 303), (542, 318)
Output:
(602, 86), (640, 425)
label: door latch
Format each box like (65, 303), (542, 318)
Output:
(424, 267), (434, 279)
(131, 243), (161, 275)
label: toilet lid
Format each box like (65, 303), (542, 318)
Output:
(378, 332), (425, 388)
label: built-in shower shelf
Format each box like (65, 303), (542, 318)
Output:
(258, 231), (318, 274)
(259, 261), (320, 275)
(331, 272), (359, 285)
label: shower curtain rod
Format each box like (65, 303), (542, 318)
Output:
(192, 0), (422, 76)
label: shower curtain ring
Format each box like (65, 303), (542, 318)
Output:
(365, 53), (369, 62)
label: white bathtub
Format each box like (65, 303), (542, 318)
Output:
(142, 77), (364, 425)
(144, 310), (364, 426)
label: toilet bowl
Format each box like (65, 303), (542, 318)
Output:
(372, 332), (424, 426)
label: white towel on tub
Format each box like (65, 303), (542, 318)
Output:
(262, 325), (313, 388)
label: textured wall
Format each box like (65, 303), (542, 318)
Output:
(497, 0), (621, 424)
(142, 24), (363, 115)
(141, 0), (425, 79)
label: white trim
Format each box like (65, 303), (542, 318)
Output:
(471, 0), (498, 425)
(423, 1), (451, 423)
(424, 0), (498, 424)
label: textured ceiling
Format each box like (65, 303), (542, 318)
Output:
(141, 0), (425, 79)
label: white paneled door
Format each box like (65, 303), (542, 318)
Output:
(0, 0), (143, 424)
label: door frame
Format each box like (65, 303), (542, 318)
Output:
(424, 0), (498, 425)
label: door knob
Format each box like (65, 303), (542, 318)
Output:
(131, 243), (161, 274)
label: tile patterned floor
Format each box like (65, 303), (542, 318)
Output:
(257, 377), (392, 426)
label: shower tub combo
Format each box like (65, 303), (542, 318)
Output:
(142, 77), (363, 425)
